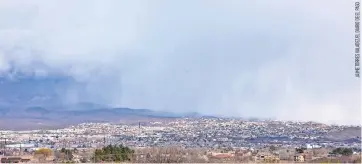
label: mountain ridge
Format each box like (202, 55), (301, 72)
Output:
(0, 104), (208, 130)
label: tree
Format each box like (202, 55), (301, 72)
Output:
(341, 148), (353, 156)
(269, 145), (277, 152)
(295, 147), (306, 154)
(332, 147), (353, 156)
(34, 148), (53, 162)
(54, 148), (74, 162)
(133, 147), (206, 163)
(80, 157), (88, 163)
(92, 144), (134, 162)
(35, 148), (53, 157)
(332, 147), (342, 154)
(61, 148), (74, 161)
(263, 156), (280, 163)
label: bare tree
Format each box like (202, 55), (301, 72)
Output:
(33, 148), (53, 162)
(133, 147), (208, 163)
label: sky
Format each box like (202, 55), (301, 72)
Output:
(0, 0), (360, 125)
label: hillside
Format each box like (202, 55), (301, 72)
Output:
(323, 127), (361, 141)
(0, 106), (203, 130)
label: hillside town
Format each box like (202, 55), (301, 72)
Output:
(0, 118), (361, 163)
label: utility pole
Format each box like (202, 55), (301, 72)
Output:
(4, 138), (5, 156)
(103, 137), (106, 147)
(138, 122), (141, 142)
(1, 137), (7, 156)
(19, 143), (22, 156)
(63, 139), (66, 149)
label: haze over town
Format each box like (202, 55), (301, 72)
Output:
(0, 0), (360, 125)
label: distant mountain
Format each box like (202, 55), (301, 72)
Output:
(0, 105), (206, 130)
(25, 106), (50, 115)
(0, 75), (211, 130)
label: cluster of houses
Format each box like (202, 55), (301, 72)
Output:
(0, 156), (31, 163)
(204, 147), (337, 163)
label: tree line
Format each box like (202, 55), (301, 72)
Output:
(331, 147), (353, 156)
(92, 144), (134, 163)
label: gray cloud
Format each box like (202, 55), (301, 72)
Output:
(0, 0), (360, 125)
